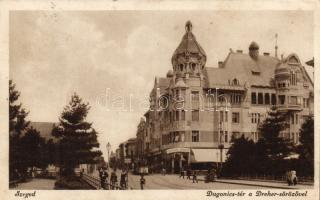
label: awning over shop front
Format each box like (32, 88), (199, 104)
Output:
(191, 149), (227, 163)
(166, 148), (190, 154)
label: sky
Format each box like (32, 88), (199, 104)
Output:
(9, 10), (313, 159)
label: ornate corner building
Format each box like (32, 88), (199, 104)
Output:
(135, 21), (314, 173)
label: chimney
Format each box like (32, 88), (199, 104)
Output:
(218, 61), (223, 68)
(249, 41), (259, 60)
(236, 50), (243, 53)
(263, 52), (270, 56)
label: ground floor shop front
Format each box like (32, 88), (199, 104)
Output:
(147, 147), (227, 174)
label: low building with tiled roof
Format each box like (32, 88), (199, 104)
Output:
(138, 21), (314, 173)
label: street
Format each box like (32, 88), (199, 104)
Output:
(92, 170), (312, 190)
(14, 178), (56, 190)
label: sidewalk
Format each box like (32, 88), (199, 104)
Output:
(196, 176), (313, 189)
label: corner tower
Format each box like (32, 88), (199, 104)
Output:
(171, 21), (207, 78)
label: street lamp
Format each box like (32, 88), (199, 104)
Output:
(213, 89), (228, 175)
(106, 142), (111, 168)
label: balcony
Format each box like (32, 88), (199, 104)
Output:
(277, 104), (302, 112)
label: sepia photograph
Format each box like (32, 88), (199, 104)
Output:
(1, 2), (318, 199)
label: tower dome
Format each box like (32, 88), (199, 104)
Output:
(249, 41), (259, 60)
(171, 21), (207, 72)
(275, 62), (290, 80)
(166, 70), (174, 78)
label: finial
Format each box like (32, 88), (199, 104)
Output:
(275, 33), (278, 58)
(185, 21), (192, 32)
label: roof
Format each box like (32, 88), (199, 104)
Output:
(174, 78), (188, 88)
(29, 122), (56, 141)
(305, 58), (314, 67)
(171, 21), (206, 65)
(204, 52), (280, 88)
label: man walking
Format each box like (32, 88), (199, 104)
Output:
(120, 168), (127, 189)
(99, 167), (108, 189)
(179, 167), (185, 179)
(192, 170), (198, 183)
(140, 174), (146, 190)
(110, 169), (118, 190)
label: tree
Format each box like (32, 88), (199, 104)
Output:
(9, 80), (30, 180)
(297, 116), (314, 176)
(258, 106), (291, 161)
(52, 93), (102, 176)
(19, 127), (47, 171)
(222, 135), (256, 177)
(257, 106), (292, 175)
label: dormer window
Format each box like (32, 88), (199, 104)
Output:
(232, 78), (239, 85)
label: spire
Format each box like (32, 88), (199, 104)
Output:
(185, 20), (192, 32)
(171, 21), (207, 68)
(275, 33), (278, 58)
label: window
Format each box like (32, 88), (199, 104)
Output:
(192, 131), (200, 142)
(291, 113), (294, 124)
(264, 93), (270, 104)
(251, 92), (256, 104)
(180, 64), (184, 72)
(175, 110), (179, 121)
(225, 111), (228, 122)
(296, 114), (299, 124)
(191, 63), (196, 71)
(232, 112), (240, 123)
(279, 95), (285, 105)
(181, 110), (185, 121)
(224, 131), (228, 143)
(271, 94), (276, 105)
(191, 91), (199, 101)
(258, 93), (263, 104)
(303, 98), (309, 108)
(290, 96), (298, 105)
(231, 93), (241, 104)
(192, 110), (199, 121)
(232, 78), (239, 85)
(180, 132), (185, 142)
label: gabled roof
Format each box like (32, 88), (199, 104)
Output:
(204, 52), (280, 88)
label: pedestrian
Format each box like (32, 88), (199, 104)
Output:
(140, 174), (146, 190)
(192, 170), (198, 183)
(110, 169), (118, 190)
(179, 167), (185, 179)
(162, 167), (166, 176)
(120, 169), (127, 189)
(187, 168), (191, 180)
(99, 167), (108, 189)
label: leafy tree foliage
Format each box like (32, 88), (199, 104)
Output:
(258, 106), (292, 161)
(222, 135), (256, 176)
(222, 107), (295, 177)
(297, 116), (314, 176)
(9, 80), (30, 180)
(52, 93), (102, 176)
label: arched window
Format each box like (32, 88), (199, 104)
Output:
(191, 63), (196, 71)
(179, 64), (184, 72)
(232, 78), (239, 85)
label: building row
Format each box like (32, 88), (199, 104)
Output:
(116, 21), (314, 174)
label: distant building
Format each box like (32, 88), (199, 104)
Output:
(29, 122), (56, 141)
(137, 21), (314, 173)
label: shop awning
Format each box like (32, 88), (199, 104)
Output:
(166, 148), (190, 154)
(191, 149), (227, 163)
